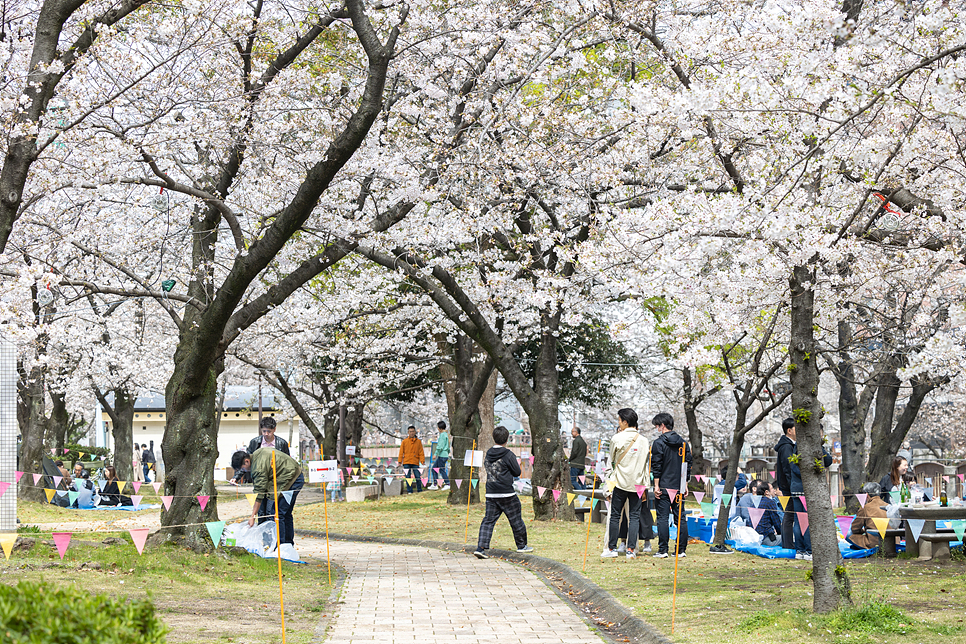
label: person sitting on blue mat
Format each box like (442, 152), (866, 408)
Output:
(848, 482), (887, 550)
(753, 480), (783, 547)
(734, 479), (761, 525)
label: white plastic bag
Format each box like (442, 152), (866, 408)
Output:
(732, 525), (762, 547)
(222, 521), (277, 556)
(885, 504), (903, 530)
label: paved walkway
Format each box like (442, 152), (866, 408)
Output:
(298, 539), (605, 644)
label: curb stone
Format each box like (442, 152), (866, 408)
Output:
(297, 530), (673, 644)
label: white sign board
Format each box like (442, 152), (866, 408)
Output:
(519, 450), (530, 460)
(463, 450), (484, 467)
(345, 446), (356, 455)
(308, 460), (340, 484)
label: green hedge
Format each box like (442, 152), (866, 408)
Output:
(0, 581), (167, 643)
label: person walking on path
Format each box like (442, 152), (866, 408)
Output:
(650, 412), (691, 559)
(428, 421), (450, 491)
(569, 426), (588, 491)
(246, 416), (291, 455)
(245, 448), (305, 558)
(133, 444), (144, 483)
(474, 425), (532, 559)
(399, 425), (426, 493)
(601, 408), (649, 559)
(141, 442), (157, 484)
(771, 418), (797, 552)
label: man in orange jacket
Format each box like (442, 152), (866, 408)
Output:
(399, 425), (426, 493)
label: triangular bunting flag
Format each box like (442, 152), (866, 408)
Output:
(52, 532), (72, 560)
(0, 533), (15, 560)
(50, 448), (57, 455)
(701, 502), (715, 517)
(52, 475), (62, 488)
(693, 491), (705, 503)
(33, 473), (42, 485)
(131, 495), (143, 508)
(197, 495), (209, 510)
(118, 481), (127, 493)
(651, 509), (657, 521)
(797, 512), (809, 534)
(635, 484), (647, 499)
(800, 496), (807, 510)
(536, 486), (546, 497)
(591, 498), (599, 508)
(421, 477), (428, 486)
(871, 517), (890, 539)
(551, 489), (561, 501)
(15, 471), (23, 483)
(471, 479), (479, 489)
(0, 482), (9, 499)
(151, 482), (162, 494)
(721, 493), (732, 507)
(529, 456), (535, 465)
(890, 491), (900, 504)
(281, 490), (294, 503)
(245, 493), (257, 508)
(206, 521), (227, 548)
(907, 518), (925, 543)
(434, 468), (440, 474)
(769, 470), (776, 478)
(455, 479), (462, 489)
(567, 493), (576, 505)
(44, 488), (55, 502)
(161, 495), (173, 510)
(578, 475), (586, 484)
(856, 493), (867, 507)
(778, 495), (791, 510)
(958, 474), (964, 483)
(748, 508), (765, 529)
(63, 448), (69, 455)
(78, 452), (85, 459)
(751, 495), (761, 508)
(695, 475), (704, 483)
(831, 494), (837, 507)
(129, 528), (150, 554)
(952, 520), (966, 543)
(352, 476), (360, 482)
(132, 482), (142, 494)
(68, 491), (79, 506)
(837, 516), (853, 539)
(606, 480), (617, 492)
(667, 489), (678, 502)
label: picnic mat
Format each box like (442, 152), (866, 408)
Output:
(725, 539), (878, 559)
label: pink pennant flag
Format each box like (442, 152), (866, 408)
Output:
(769, 470), (776, 478)
(635, 484), (647, 499)
(0, 482), (8, 498)
(797, 512), (809, 534)
(552, 489), (562, 502)
(64, 448), (70, 455)
(667, 489), (677, 502)
(132, 481), (142, 494)
(536, 486), (547, 498)
(837, 516), (854, 539)
(958, 474), (964, 483)
(32, 473), (42, 485)
(50, 448), (57, 455)
(830, 494), (837, 507)
(421, 477), (428, 486)
(129, 528), (150, 554)
(529, 456), (535, 466)
(693, 491), (705, 503)
(748, 508), (765, 529)
(197, 495), (209, 510)
(161, 495), (173, 510)
(433, 468), (440, 474)
(578, 475), (586, 484)
(52, 475), (62, 488)
(800, 496), (807, 511)
(454, 479), (462, 489)
(52, 532), (72, 560)
(856, 493), (868, 507)
(131, 495), (143, 508)
(695, 475), (704, 483)
(152, 482), (162, 494)
(14, 471), (23, 483)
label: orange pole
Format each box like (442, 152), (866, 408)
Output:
(671, 445), (687, 635)
(582, 440), (602, 572)
(271, 451), (287, 643)
(322, 480), (332, 584)
(464, 440), (476, 544)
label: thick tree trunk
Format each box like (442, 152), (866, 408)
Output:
(97, 387), (136, 482)
(18, 365), (47, 502)
(865, 374), (941, 483)
(790, 265), (850, 612)
(529, 332), (574, 521)
(476, 371), (498, 489)
(712, 430), (746, 547)
(682, 367), (705, 464)
(322, 410), (338, 461)
(345, 404), (364, 465)
(44, 392), (70, 452)
(834, 321), (874, 514)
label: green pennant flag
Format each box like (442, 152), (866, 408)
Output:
(952, 520), (966, 543)
(206, 521), (227, 548)
(721, 493), (733, 506)
(701, 502), (715, 517)
(470, 479), (479, 489)
(68, 491), (79, 506)
(590, 498), (599, 509)
(890, 491), (900, 504)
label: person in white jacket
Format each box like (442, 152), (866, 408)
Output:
(601, 408), (650, 559)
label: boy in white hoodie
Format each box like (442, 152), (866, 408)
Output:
(602, 408), (650, 559)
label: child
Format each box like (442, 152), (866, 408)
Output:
(474, 426), (533, 559)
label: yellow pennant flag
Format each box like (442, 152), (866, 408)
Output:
(44, 488), (56, 502)
(872, 517), (891, 539)
(778, 495), (791, 510)
(651, 509), (657, 521)
(606, 480), (617, 492)
(0, 533), (15, 560)
(353, 468), (359, 474)
(118, 481), (127, 493)
(78, 452), (85, 459)
(567, 492), (576, 506)
(245, 494), (257, 508)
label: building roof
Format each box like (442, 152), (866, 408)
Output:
(104, 386), (281, 412)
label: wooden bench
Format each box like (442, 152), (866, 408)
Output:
(574, 490), (608, 524)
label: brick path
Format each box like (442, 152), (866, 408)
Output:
(298, 538), (605, 644)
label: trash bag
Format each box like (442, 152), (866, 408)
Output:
(222, 521), (276, 556)
(885, 504), (903, 530)
(732, 525), (763, 547)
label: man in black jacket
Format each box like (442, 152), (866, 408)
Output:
(650, 412), (692, 558)
(569, 427), (588, 490)
(774, 418), (797, 550)
(474, 426), (533, 559)
(246, 417), (291, 456)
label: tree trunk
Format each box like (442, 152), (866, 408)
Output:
(834, 321), (874, 514)
(712, 431), (746, 547)
(18, 365), (47, 502)
(322, 409), (338, 461)
(476, 371), (498, 490)
(865, 374), (942, 483)
(44, 392), (70, 452)
(790, 265), (850, 612)
(345, 404), (364, 466)
(682, 367), (705, 464)
(111, 389), (136, 482)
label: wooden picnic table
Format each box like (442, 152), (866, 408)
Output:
(897, 505), (966, 561)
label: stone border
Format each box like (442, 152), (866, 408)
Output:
(297, 530), (672, 644)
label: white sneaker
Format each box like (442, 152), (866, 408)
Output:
(601, 549), (619, 558)
(626, 550), (636, 559)
(653, 552), (669, 559)
(441, 485), (450, 490)
(616, 542), (627, 554)
(641, 541), (652, 553)
(428, 485), (439, 490)
(676, 552), (686, 558)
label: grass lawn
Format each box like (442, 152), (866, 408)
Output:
(297, 490), (966, 644)
(3, 521), (333, 643)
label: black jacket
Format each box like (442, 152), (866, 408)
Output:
(790, 446), (833, 494)
(569, 435), (587, 468)
(247, 435), (291, 456)
(774, 435), (796, 495)
(484, 446), (521, 496)
(650, 431), (692, 492)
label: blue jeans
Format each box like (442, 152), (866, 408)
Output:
(264, 473), (304, 545)
(570, 466), (586, 490)
(432, 457), (449, 486)
(143, 464), (152, 483)
(404, 464), (423, 493)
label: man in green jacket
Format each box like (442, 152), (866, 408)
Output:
(236, 449), (304, 553)
(428, 421), (450, 491)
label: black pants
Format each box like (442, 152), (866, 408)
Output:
(608, 488), (641, 551)
(477, 495), (527, 551)
(619, 490), (654, 541)
(656, 493), (688, 554)
(792, 496), (810, 553)
(780, 498), (795, 549)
